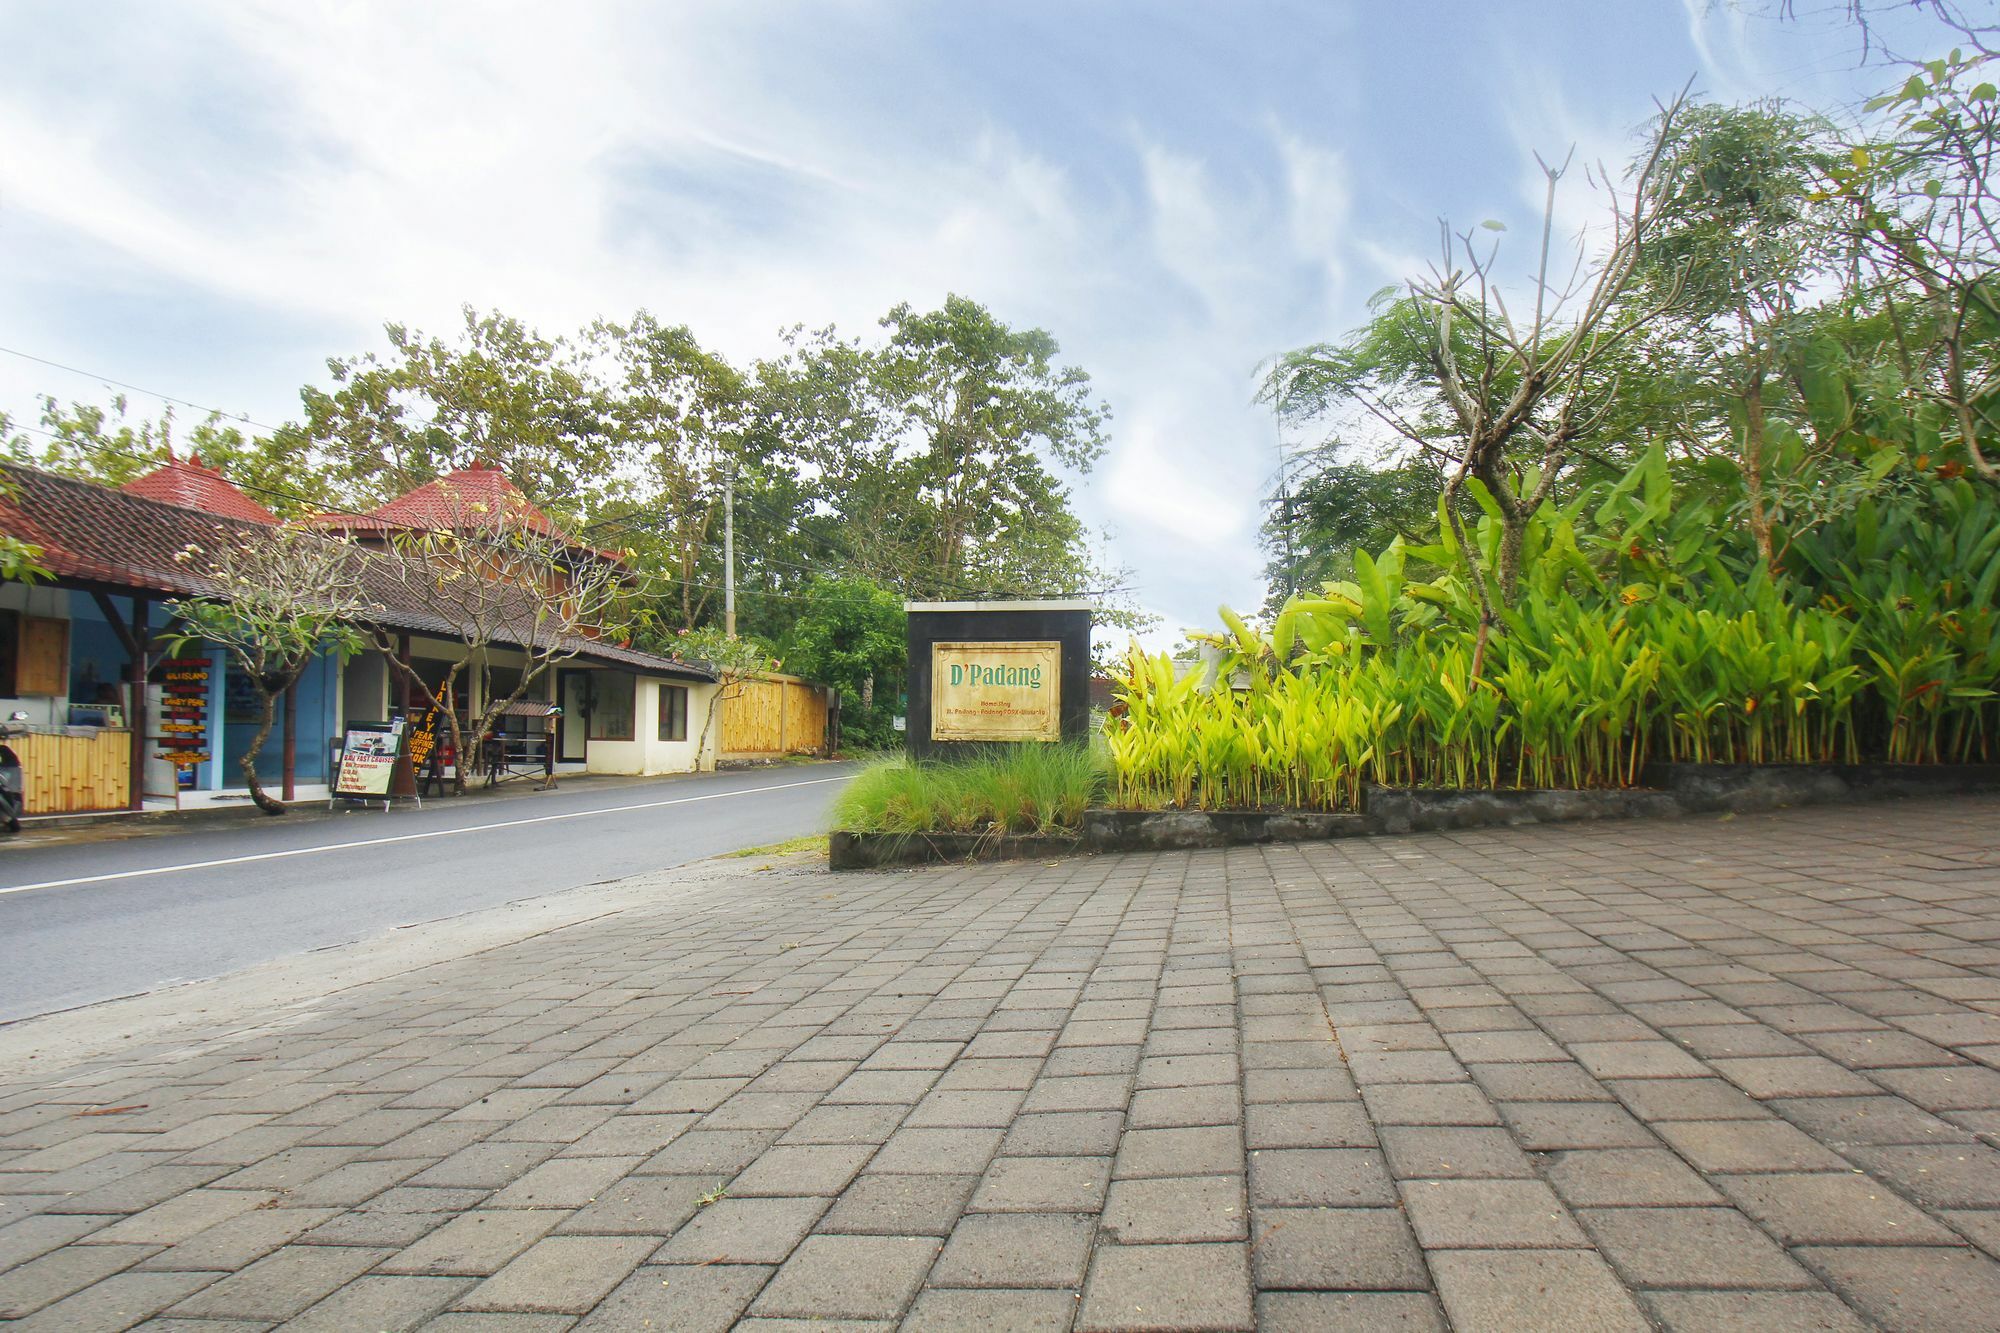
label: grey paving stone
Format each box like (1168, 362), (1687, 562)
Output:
(1076, 1241), (1253, 1331)
(1100, 1174), (1247, 1243)
(1430, 1248), (1649, 1331)
(1769, 1093), (1967, 1146)
(902, 1288), (1076, 1331)
(380, 1210), (565, 1276)
(1377, 1127), (1535, 1180)
(818, 1172), (975, 1236)
(1360, 1084), (1502, 1127)
(727, 1144), (874, 1197)
(1003, 1112), (1124, 1158)
(1640, 1289), (1869, 1332)
(0, 1212), (117, 1269)
(1250, 1207), (1427, 1291)
(1541, 1149), (1724, 1207)
(1113, 1125), (1244, 1179)
(654, 1195), (827, 1264)
(749, 1234), (936, 1319)
(455, 1235), (657, 1314)
(1654, 1119), (1849, 1174)
(1249, 1148), (1395, 1207)
(484, 1155), (639, 1209)
(574, 1262), (770, 1332)
(284, 1275), (470, 1332)
(1498, 1102), (1655, 1149)
(970, 1155), (1111, 1213)
(1254, 1290), (1446, 1331)
(635, 1128), (780, 1176)
(6, 1268), (218, 1333)
(1400, 1178), (1587, 1249)
(556, 1175), (712, 1235)
(166, 1244), (390, 1321)
(415, 1317), (576, 1333)
(1579, 1207), (1817, 1289)
(1243, 1101), (1375, 1148)
(1799, 1245), (2000, 1329)
(1716, 1171), (1962, 1246)
(929, 1212), (1094, 1288)
(1602, 1076), (1766, 1123)
(1846, 1143), (2000, 1207)
(1127, 1084), (1240, 1128)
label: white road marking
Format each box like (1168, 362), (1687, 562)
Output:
(0, 775), (849, 897)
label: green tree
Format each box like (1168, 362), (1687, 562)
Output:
(1263, 455), (1444, 607)
(167, 527), (371, 815)
(303, 306), (609, 515)
(778, 576), (906, 747)
(756, 298), (1112, 604)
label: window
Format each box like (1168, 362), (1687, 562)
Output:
(15, 616), (67, 697)
(587, 671), (635, 741)
(659, 683), (689, 742)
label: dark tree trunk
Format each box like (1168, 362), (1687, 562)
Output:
(281, 678), (298, 803)
(241, 687), (285, 816)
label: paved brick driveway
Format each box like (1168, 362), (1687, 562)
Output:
(3, 795), (2000, 1330)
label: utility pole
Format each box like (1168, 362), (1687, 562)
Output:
(723, 469), (737, 639)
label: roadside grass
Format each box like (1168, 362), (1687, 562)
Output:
(719, 834), (824, 859)
(832, 745), (1106, 836)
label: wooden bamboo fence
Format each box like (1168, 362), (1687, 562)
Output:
(13, 729), (131, 814)
(721, 674), (830, 757)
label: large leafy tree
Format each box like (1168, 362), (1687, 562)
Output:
(302, 306), (610, 515)
(778, 576), (906, 747)
(758, 297), (1113, 603)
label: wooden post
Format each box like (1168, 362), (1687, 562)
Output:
(127, 598), (148, 811)
(94, 592), (151, 812)
(390, 635), (417, 799)
(281, 677), (297, 802)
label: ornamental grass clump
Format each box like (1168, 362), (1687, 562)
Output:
(834, 744), (1106, 836)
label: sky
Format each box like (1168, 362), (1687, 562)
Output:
(0, 0), (1957, 645)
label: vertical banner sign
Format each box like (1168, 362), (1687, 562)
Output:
(334, 723), (403, 799)
(155, 658), (212, 783)
(930, 641), (1062, 742)
(405, 702), (442, 774)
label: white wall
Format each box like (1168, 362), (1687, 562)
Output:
(583, 675), (718, 775)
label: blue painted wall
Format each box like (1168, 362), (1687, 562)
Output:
(65, 592), (341, 787)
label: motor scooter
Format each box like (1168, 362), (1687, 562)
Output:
(0, 723), (23, 834)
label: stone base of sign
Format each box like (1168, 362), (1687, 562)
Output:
(830, 764), (2000, 869)
(1081, 808), (1370, 851)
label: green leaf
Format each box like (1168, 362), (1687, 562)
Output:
(1479, 219), (1507, 232)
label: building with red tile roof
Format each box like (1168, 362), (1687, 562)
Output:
(120, 458), (279, 525)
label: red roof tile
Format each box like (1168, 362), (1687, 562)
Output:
(313, 467), (572, 541)
(0, 463), (710, 682)
(121, 458), (279, 524)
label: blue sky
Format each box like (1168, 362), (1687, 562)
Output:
(0, 1), (1953, 642)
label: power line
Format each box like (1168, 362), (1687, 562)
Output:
(0, 344), (288, 437)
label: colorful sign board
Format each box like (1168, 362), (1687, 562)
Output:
(155, 657), (211, 769)
(334, 722), (404, 799)
(929, 640), (1062, 743)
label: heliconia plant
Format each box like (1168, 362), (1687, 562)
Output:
(1105, 448), (2000, 812)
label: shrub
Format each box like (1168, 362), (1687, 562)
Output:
(833, 745), (1106, 835)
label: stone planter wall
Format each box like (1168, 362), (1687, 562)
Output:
(1081, 808), (1368, 852)
(830, 763), (2000, 868)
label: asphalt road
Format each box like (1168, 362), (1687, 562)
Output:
(0, 764), (854, 1024)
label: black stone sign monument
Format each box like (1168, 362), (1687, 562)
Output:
(905, 600), (1094, 761)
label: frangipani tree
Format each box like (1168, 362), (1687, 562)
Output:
(169, 526), (373, 814)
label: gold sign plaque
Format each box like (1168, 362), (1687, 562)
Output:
(931, 641), (1061, 743)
